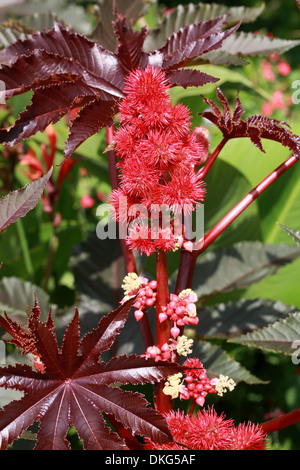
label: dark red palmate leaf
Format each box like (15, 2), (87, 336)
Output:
(113, 16), (149, 73)
(0, 298), (181, 450)
(0, 297), (54, 356)
(201, 88), (300, 156)
(157, 16), (240, 70)
(0, 14), (237, 161)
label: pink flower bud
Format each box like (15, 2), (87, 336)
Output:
(80, 194), (95, 208)
(186, 303), (197, 316)
(210, 377), (219, 386)
(183, 241), (193, 252)
(158, 312), (168, 323)
(145, 287), (153, 297)
(170, 325), (180, 338)
(134, 309), (144, 321)
(277, 60), (291, 76)
(149, 280), (157, 289)
(146, 346), (161, 358)
(170, 294), (179, 303)
(195, 396), (205, 407)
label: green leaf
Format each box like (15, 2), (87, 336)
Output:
(191, 241), (300, 299)
(8, 0), (91, 35)
(69, 232), (152, 356)
(229, 312), (300, 355)
(68, 233), (129, 339)
(170, 64), (272, 102)
(195, 298), (297, 339)
(0, 276), (52, 321)
(279, 224), (300, 247)
(0, 12), (67, 51)
(18, 11), (67, 32)
(244, 257), (300, 310)
(0, 26), (25, 50)
(214, 128), (300, 246)
(145, 2), (265, 51)
(71, 233), (125, 308)
(192, 340), (266, 384)
(221, 32), (300, 57)
(201, 159), (262, 249)
(193, 50), (249, 66)
(0, 168), (52, 235)
(91, 0), (154, 51)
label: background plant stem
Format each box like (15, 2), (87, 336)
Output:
(15, 218), (34, 279)
(198, 137), (228, 179)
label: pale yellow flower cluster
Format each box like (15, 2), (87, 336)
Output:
(121, 272), (141, 296)
(215, 374), (236, 397)
(163, 373), (183, 399)
(176, 335), (194, 357)
(178, 289), (198, 317)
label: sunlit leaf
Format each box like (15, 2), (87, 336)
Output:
(0, 167), (52, 234)
(229, 312), (300, 355)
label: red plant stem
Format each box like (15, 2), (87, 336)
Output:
(175, 249), (197, 294)
(155, 250), (172, 413)
(156, 250), (170, 348)
(174, 154), (299, 325)
(198, 137), (228, 179)
(188, 399), (196, 415)
(195, 154), (299, 255)
(106, 126), (119, 190)
(260, 408), (300, 434)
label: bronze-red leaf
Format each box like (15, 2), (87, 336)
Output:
(0, 298), (179, 450)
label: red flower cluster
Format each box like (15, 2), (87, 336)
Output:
(109, 66), (208, 255)
(179, 358), (217, 407)
(159, 289), (199, 339)
(121, 273), (157, 321)
(131, 278), (157, 322)
(145, 408), (268, 450)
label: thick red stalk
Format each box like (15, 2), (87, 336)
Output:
(156, 250), (170, 348)
(105, 125), (156, 440)
(155, 250), (172, 412)
(260, 408), (300, 434)
(195, 154), (299, 254)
